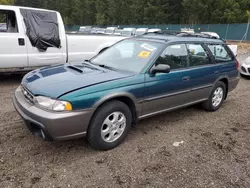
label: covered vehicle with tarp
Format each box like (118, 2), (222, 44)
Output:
(20, 8), (60, 51)
(0, 5), (126, 73)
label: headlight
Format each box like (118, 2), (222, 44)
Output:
(35, 96), (72, 111)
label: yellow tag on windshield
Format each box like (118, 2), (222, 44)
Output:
(138, 51), (151, 58)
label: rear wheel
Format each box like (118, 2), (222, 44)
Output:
(87, 100), (132, 150)
(202, 81), (226, 111)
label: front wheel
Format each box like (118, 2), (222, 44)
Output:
(202, 81), (226, 112)
(87, 100), (132, 150)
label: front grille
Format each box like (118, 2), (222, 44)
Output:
(248, 68), (250, 74)
(21, 86), (34, 104)
(241, 66), (247, 73)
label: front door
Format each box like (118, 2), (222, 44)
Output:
(0, 9), (28, 69)
(142, 43), (193, 117)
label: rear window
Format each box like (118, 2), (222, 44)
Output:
(208, 44), (233, 62)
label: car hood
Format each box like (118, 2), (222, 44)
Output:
(22, 63), (134, 98)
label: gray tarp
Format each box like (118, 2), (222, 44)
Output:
(20, 9), (61, 51)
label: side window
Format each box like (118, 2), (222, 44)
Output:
(155, 44), (188, 69)
(0, 10), (18, 33)
(186, 44), (211, 67)
(208, 44), (233, 62)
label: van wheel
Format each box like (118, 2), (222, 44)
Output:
(202, 81), (226, 112)
(87, 100), (132, 150)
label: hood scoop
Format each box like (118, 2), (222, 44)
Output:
(67, 65), (84, 73)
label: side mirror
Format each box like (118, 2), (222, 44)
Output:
(150, 64), (171, 74)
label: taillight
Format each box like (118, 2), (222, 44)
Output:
(236, 59), (240, 69)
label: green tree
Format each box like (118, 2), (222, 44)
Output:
(95, 0), (108, 25)
(0, 0), (14, 5)
(13, 0), (250, 25)
(144, 0), (171, 24)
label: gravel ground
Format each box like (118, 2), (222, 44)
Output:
(0, 55), (250, 188)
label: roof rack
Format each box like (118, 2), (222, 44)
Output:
(177, 32), (226, 42)
(141, 30), (225, 41)
(142, 30), (177, 36)
(176, 32), (215, 39)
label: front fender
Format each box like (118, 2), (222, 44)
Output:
(93, 91), (141, 115)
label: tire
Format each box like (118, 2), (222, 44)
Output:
(202, 81), (226, 112)
(87, 100), (132, 151)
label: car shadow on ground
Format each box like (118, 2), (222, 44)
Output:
(45, 105), (204, 152)
(46, 96), (237, 153)
(0, 74), (24, 84)
(240, 74), (250, 80)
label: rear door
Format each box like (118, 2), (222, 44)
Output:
(20, 10), (65, 67)
(26, 40), (64, 67)
(0, 9), (28, 68)
(185, 43), (218, 101)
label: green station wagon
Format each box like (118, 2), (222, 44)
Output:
(13, 33), (240, 150)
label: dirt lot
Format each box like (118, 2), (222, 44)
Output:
(1, 52), (250, 188)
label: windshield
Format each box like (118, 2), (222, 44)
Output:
(91, 39), (163, 73)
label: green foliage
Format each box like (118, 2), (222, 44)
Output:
(10, 0), (250, 25)
(0, 0), (14, 5)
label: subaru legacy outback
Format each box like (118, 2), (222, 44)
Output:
(13, 33), (239, 150)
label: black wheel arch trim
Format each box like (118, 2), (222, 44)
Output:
(91, 92), (141, 125)
(213, 75), (230, 99)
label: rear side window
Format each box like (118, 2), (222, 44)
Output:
(208, 44), (233, 62)
(186, 44), (211, 67)
(155, 44), (188, 69)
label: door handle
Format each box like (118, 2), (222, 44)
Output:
(182, 76), (190, 81)
(214, 71), (219, 75)
(18, 38), (25, 46)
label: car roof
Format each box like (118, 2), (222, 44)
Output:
(136, 33), (225, 44)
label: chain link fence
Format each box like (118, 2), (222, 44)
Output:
(66, 23), (250, 41)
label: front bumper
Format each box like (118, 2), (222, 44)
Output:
(13, 87), (93, 141)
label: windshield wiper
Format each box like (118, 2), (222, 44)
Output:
(97, 64), (117, 71)
(67, 65), (83, 73)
